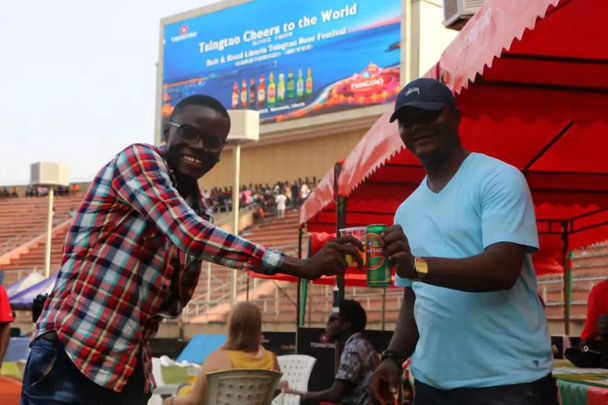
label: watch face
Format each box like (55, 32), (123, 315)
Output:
(415, 259), (428, 278)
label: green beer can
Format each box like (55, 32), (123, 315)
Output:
(365, 224), (391, 288)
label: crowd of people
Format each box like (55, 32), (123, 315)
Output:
(0, 184), (81, 199)
(204, 178), (315, 219)
(0, 187), (18, 198)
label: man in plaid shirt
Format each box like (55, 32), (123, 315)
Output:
(20, 95), (362, 405)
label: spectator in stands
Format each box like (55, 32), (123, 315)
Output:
(291, 181), (300, 210)
(69, 183), (80, 195)
(286, 300), (378, 405)
(284, 181), (293, 205)
(0, 187), (9, 198)
(163, 302), (287, 405)
(56, 186), (70, 196)
(300, 182), (311, 206)
(20, 94), (362, 405)
(10, 187), (18, 197)
(275, 192), (287, 219)
(0, 285), (13, 371)
(25, 186), (36, 197)
(580, 278), (608, 343)
(37, 186), (48, 197)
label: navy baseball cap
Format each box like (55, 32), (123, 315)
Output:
(389, 78), (455, 123)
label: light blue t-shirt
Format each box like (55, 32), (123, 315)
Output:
(394, 153), (552, 390)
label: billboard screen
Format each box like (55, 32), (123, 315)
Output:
(162, 0), (401, 124)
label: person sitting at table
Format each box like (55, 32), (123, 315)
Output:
(286, 299), (379, 405)
(581, 278), (608, 343)
(163, 301), (286, 405)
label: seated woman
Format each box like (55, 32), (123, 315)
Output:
(163, 301), (285, 405)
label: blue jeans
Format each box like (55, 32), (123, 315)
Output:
(414, 374), (560, 405)
(21, 336), (151, 405)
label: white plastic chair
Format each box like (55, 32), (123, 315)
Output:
(148, 357), (180, 405)
(273, 355), (316, 405)
(203, 369), (282, 405)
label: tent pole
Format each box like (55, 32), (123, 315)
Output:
(334, 162), (346, 303)
(382, 288), (387, 331)
(334, 161), (346, 375)
(523, 121), (574, 172)
(561, 221), (571, 336)
(296, 225), (303, 353)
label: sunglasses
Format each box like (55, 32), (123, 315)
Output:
(168, 122), (225, 153)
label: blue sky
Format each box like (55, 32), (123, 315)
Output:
(0, 0), (220, 185)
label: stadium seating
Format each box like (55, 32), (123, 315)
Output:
(0, 194), (80, 256)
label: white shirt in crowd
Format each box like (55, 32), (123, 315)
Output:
(275, 194), (287, 210)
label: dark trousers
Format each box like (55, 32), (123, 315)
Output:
(414, 374), (560, 405)
(21, 334), (151, 405)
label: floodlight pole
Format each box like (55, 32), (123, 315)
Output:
(44, 187), (54, 278)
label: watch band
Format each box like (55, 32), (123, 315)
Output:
(380, 350), (405, 365)
(414, 257), (429, 280)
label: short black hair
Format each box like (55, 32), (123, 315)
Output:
(339, 299), (367, 333)
(170, 94), (231, 124)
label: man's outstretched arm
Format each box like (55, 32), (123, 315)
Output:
(111, 144), (362, 279)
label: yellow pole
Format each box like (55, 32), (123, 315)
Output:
(44, 186), (54, 278)
(231, 144), (241, 304)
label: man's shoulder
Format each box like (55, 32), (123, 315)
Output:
(114, 143), (162, 160)
(108, 143), (168, 175)
(470, 153), (522, 179)
(344, 333), (374, 353)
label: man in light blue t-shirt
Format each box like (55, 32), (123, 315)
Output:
(370, 78), (558, 405)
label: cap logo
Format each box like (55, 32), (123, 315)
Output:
(405, 87), (420, 97)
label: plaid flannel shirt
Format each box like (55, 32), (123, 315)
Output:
(36, 143), (284, 393)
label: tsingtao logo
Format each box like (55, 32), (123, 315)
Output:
(170, 23), (198, 42)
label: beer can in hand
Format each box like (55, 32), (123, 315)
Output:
(339, 226), (366, 267)
(365, 224), (391, 288)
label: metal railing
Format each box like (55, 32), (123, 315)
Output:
(183, 266), (250, 321)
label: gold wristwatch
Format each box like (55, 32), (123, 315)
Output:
(414, 257), (429, 280)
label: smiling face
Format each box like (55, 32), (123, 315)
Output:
(163, 105), (230, 179)
(397, 104), (461, 165)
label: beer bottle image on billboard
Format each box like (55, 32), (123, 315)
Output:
(277, 72), (286, 102)
(240, 79), (248, 108)
(249, 78), (257, 108)
(267, 72), (276, 108)
(258, 74), (266, 106)
(296, 68), (304, 100)
(305, 68), (313, 99)
(232, 82), (239, 109)
(287, 70), (295, 100)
